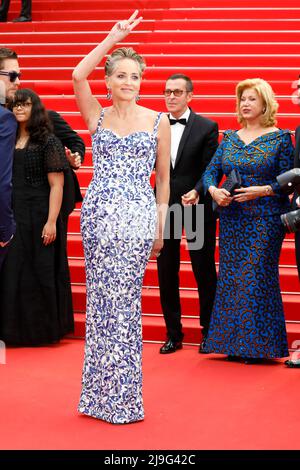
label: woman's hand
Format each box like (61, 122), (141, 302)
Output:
(212, 188), (233, 207)
(182, 189), (199, 205)
(150, 238), (164, 259)
(108, 10), (143, 42)
(65, 148), (81, 169)
(42, 221), (56, 246)
(233, 186), (270, 202)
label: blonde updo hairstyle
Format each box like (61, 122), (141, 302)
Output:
(105, 47), (146, 78)
(236, 78), (279, 127)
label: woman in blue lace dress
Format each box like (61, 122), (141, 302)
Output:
(202, 78), (294, 364)
(72, 11), (170, 423)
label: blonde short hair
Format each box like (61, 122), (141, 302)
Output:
(105, 47), (146, 77)
(236, 78), (279, 127)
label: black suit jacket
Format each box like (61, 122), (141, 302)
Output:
(294, 126), (300, 277)
(48, 110), (85, 216)
(0, 106), (17, 242)
(169, 109), (219, 221)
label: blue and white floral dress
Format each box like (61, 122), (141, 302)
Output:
(78, 109), (162, 423)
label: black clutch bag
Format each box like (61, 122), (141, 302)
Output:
(212, 168), (242, 211)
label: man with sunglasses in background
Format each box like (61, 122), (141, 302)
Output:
(158, 74), (219, 354)
(0, 47), (85, 241)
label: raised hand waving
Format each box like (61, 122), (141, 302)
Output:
(108, 10), (143, 42)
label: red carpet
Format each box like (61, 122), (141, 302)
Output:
(0, 339), (299, 450)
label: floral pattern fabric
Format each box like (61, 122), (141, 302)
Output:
(78, 110), (162, 423)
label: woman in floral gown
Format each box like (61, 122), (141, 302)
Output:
(72, 11), (170, 423)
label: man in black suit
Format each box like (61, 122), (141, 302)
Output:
(0, 0), (32, 22)
(158, 74), (219, 354)
(0, 82), (17, 270)
(0, 47), (85, 236)
(293, 120), (300, 282)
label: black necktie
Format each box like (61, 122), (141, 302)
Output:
(169, 117), (187, 126)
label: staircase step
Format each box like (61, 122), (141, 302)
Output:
(71, 312), (300, 349)
(24, 9), (300, 22)
(21, 79), (299, 97)
(14, 43), (300, 56)
(40, 96), (299, 114)
(66, 233), (298, 266)
(70, 281), (300, 321)
(69, 258), (300, 293)
(5, 19), (300, 33)
(4, 31), (300, 44)
(60, 114), (300, 133)
(7, 0), (300, 11)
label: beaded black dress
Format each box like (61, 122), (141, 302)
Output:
(0, 134), (74, 345)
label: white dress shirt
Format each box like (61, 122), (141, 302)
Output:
(170, 108), (190, 168)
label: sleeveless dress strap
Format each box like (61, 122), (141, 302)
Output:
(96, 108), (105, 131)
(153, 112), (163, 136)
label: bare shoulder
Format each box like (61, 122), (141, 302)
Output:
(137, 106), (159, 120)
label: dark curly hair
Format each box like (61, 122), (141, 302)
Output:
(9, 88), (53, 143)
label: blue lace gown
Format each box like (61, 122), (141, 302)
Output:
(78, 110), (162, 424)
(202, 130), (294, 359)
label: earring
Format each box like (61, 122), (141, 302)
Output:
(106, 89), (111, 100)
(135, 94), (140, 102)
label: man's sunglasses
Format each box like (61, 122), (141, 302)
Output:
(0, 71), (21, 83)
(163, 89), (188, 97)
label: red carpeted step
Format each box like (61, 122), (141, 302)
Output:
(72, 310), (300, 347)
(59, 114), (299, 134)
(22, 79), (297, 98)
(14, 43), (300, 58)
(71, 284), (300, 318)
(8, 0), (300, 11)
(3, 31), (300, 44)
(67, 229), (298, 265)
(69, 257), (300, 294)
(40, 96), (299, 114)
(4, 19), (300, 33)
(22, 9), (300, 22)
(15, 67), (300, 82)
(20, 54), (300, 69)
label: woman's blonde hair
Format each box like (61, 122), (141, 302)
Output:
(236, 78), (279, 127)
(105, 47), (146, 77)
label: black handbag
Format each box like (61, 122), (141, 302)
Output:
(212, 168), (242, 211)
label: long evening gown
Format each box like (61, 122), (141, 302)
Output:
(0, 135), (74, 345)
(78, 110), (162, 423)
(202, 130), (294, 359)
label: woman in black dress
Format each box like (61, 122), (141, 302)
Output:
(0, 89), (73, 345)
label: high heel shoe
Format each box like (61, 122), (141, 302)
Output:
(227, 355), (241, 362)
(243, 357), (263, 365)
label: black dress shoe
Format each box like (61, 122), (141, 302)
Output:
(243, 357), (263, 365)
(12, 16), (32, 22)
(285, 359), (300, 368)
(198, 339), (209, 354)
(227, 355), (241, 362)
(159, 339), (182, 354)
